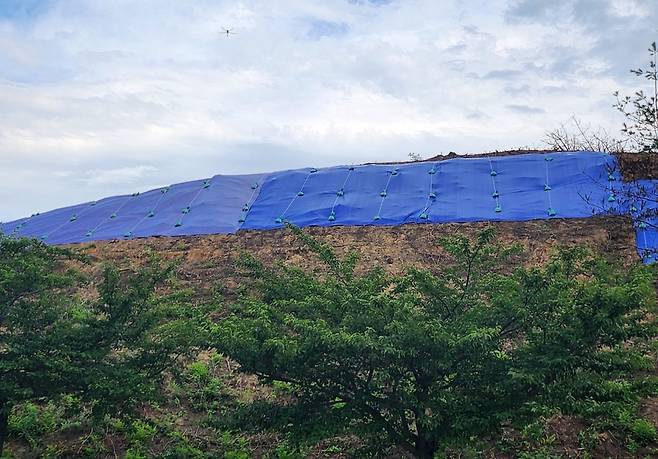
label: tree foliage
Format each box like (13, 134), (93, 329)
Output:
(0, 236), (206, 455)
(214, 226), (656, 458)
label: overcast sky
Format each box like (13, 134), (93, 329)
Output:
(0, 0), (656, 221)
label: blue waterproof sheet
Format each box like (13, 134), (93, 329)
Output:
(624, 179), (658, 263)
(1, 173), (266, 244)
(1, 151), (656, 262)
(241, 152), (618, 229)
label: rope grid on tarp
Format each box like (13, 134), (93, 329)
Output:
(41, 201), (97, 241)
(328, 166), (355, 222)
(238, 182), (261, 223)
(86, 194), (137, 238)
(123, 186), (170, 238)
(174, 179), (213, 228)
(275, 168), (316, 224)
(544, 156), (557, 217)
(488, 158), (502, 213)
(374, 167), (398, 221)
(419, 163), (439, 220)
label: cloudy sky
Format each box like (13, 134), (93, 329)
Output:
(0, 0), (656, 220)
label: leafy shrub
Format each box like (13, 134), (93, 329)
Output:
(181, 356), (230, 413)
(161, 443), (206, 459)
(128, 419), (158, 444)
(0, 237), (208, 455)
(8, 403), (56, 447)
(188, 362), (210, 382)
(125, 448), (148, 459)
(629, 418), (657, 445)
(214, 226), (657, 458)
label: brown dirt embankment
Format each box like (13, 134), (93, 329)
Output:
(617, 152), (658, 181)
(76, 216), (637, 298)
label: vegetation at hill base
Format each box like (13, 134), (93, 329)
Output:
(214, 225), (658, 458)
(0, 236), (208, 457)
(4, 224), (656, 458)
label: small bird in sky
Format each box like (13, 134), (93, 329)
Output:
(221, 27), (237, 37)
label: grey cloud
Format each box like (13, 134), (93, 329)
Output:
(504, 84), (531, 95)
(348, 0), (393, 6)
(466, 111), (489, 120)
(505, 0), (568, 21)
(506, 104), (546, 115)
(444, 44), (467, 54)
(505, 0), (658, 82)
(482, 69), (523, 79)
(540, 85), (570, 95)
(505, 0), (609, 26)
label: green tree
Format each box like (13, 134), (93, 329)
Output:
(0, 236), (206, 455)
(214, 226), (656, 458)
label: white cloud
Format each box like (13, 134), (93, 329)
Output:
(79, 165), (160, 186)
(608, 0), (650, 18)
(0, 0), (656, 220)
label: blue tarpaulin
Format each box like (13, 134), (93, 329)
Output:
(1, 151), (656, 261)
(625, 179), (658, 263)
(1, 173), (266, 245)
(241, 152), (618, 230)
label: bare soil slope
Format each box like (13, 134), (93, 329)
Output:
(79, 216), (637, 298)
